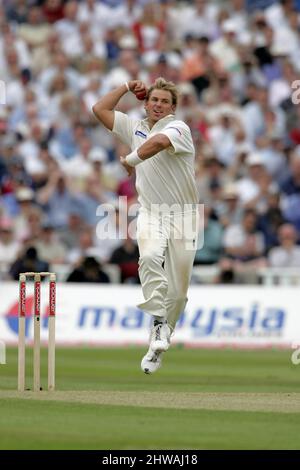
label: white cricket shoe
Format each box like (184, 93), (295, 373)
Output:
(150, 322), (171, 353)
(141, 347), (162, 374)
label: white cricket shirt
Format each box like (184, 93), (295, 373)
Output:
(112, 111), (199, 211)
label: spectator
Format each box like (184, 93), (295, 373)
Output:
(18, 6), (51, 50)
(67, 227), (98, 265)
(216, 183), (243, 228)
(257, 188), (286, 250)
(88, 147), (117, 192)
(215, 258), (235, 284)
(94, 206), (125, 262)
(76, 174), (112, 226)
(58, 210), (86, 251)
(0, 218), (21, 267)
(223, 208), (266, 265)
(132, 3), (165, 54)
(210, 19), (241, 73)
(34, 221), (66, 264)
(5, 0), (29, 24)
(268, 224), (300, 267)
(108, 0), (142, 29)
(176, 82), (203, 122)
(194, 205), (223, 265)
(60, 136), (93, 191)
(37, 170), (77, 229)
(222, 208), (267, 282)
(208, 112), (245, 166)
(13, 186), (38, 241)
(9, 246), (49, 280)
(281, 151), (300, 230)
(235, 152), (269, 206)
(242, 86), (285, 144)
(66, 256), (110, 283)
(180, 36), (222, 97)
(110, 233), (139, 283)
(197, 155), (231, 205)
(42, 0), (64, 25)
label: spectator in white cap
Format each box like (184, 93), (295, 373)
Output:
(88, 147), (117, 192)
(34, 220), (66, 264)
(60, 136), (93, 190)
(0, 218), (21, 269)
(13, 187), (38, 241)
(88, 147), (107, 164)
(216, 183), (243, 228)
(235, 152), (268, 205)
(209, 19), (241, 73)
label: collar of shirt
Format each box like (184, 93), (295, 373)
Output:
(140, 114), (176, 132)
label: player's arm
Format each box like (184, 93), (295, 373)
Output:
(92, 84), (128, 131)
(136, 133), (172, 159)
(120, 133), (172, 175)
(92, 80), (147, 131)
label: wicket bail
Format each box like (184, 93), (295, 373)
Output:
(18, 272), (56, 392)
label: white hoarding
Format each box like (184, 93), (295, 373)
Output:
(0, 283), (299, 348)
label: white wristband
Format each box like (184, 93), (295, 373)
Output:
(125, 149), (143, 167)
(125, 82), (130, 92)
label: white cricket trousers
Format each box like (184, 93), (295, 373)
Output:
(136, 207), (198, 330)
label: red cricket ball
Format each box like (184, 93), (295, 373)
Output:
(135, 89), (147, 101)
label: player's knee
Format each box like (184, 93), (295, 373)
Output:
(175, 295), (188, 305)
(139, 253), (163, 269)
(178, 294), (188, 301)
(168, 294), (187, 305)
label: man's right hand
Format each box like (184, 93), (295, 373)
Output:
(128, 80), (147, 96)
(120, 156), (135, 177)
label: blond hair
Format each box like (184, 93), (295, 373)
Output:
(146, 77), (179, 107)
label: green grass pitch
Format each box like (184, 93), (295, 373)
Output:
(0, 347), (300, 449)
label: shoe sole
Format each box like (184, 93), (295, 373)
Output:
(141, 353), (162, 374)
(143, 365), (161, 374)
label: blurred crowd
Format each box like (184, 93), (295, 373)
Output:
(1, 0), (300, 284)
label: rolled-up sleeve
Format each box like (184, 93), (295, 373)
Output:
(159, 120), (193, 156)
(112, 111), (135, 148)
